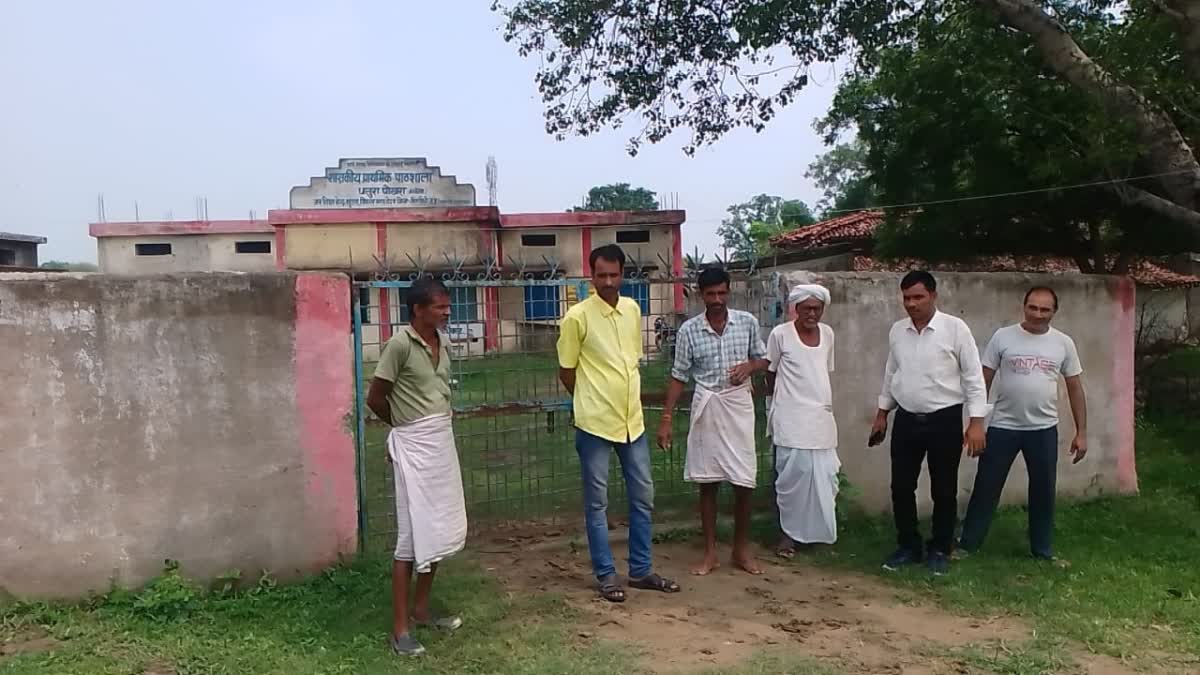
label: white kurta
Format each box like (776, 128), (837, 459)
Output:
(388, 413), (467, 572)
(684, 383), (757, 489)
(766, 322), (841, 543)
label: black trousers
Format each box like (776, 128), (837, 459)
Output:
(890, 405), (963, 555)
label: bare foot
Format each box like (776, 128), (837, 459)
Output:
(732, 550), (763, 575)
(690, 552), (721, 576)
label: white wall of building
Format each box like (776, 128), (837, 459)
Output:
(97, 233), (277, 274)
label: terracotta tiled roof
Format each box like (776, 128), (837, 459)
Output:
(850, 255), (1200, 289)
(769, 210), (883, 250)
(1127, 259), (1200, 289)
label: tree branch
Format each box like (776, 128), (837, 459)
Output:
(1157, 0), (1200, 83)
(1111, 183), (1200, 240)
(977, 0), (1200, 213)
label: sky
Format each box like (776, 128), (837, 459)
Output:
(0, 0), (839, 264)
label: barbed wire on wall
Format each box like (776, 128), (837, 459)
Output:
(361, 247), (718, 284)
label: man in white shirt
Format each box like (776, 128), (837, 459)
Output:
(958, 286), (1088, 561)
(766, 284), (840, 558)
(869, 271), (987, 575)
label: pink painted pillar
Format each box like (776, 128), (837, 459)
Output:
(581, 226), (593, 277)
(294, 273), (358, 556)
(671, 223), (685, 313)
(375, 223), (392, 341)
(1111, 276), (1138, 494)
(274, 224), (287, 270)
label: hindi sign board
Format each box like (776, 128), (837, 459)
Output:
(290, 158), (476, 209)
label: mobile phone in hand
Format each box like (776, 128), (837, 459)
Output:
(868, 430), (885, 447)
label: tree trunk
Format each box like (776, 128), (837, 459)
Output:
(979, 0), (1200, 236)
(1112, 250), (1134, 275)
(1159, 0), (1200, 83)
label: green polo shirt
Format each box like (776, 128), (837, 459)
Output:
(374, 326), (452, 426)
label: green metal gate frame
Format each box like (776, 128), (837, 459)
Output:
(351, 270), (782, 551)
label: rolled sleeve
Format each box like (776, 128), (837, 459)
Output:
(557, 313), (582, 369)
(748, 319), (767, 360)
(1062, 336), (1083, 377)
(766, 329), (781, 374)
(980, 332), (1001, 371)
(670, 326), (692, 382)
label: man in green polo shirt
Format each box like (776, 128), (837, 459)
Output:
(366, 277), (467, 657)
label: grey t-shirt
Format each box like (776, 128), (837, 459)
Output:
(982, 324), (1082, 431)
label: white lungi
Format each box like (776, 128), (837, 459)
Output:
(388, 413), (467, 572)
(684, 383), (757, 489)
(774, 446), (840, 544)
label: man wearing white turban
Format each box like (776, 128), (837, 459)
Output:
(766, 283), (841, 557)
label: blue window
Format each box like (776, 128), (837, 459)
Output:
(524, 285), (561, 320)
(449, 286), (478, 323)
(387, 287), (476, 324)
(621, 280), (650, 314)
(393, 289), (411, 324)
(356, 287), (371, 325)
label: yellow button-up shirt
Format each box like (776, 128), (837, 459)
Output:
(557, 294), (644, 443)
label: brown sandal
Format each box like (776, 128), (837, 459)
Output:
(598, 575), (626, 603)
(628, 573), (680, 593)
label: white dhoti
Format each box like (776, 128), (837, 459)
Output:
(774, 446), (840, 544)
(388, 413), (467, 572)
(684, 384), (757, 489)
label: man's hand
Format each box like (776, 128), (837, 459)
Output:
(964, 419), (986, 457)
(728, 361), (756, 385)
(868, 410), (889, 447)
(657, 417), (673, 450)
(1069, 433), (1088, 464)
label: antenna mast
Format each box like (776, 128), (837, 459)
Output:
(486, 156), (498, 207)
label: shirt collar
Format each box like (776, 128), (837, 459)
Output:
(593, 293), (625, 317)
(907, 309), (943, 333)
(403, 325), (446, 351)
(701, 309), (732, 335)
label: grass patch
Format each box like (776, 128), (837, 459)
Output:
(698, 651), (841, 674)
(781, 415), (1200, 665)
(0, 557), (851, 675)
(0, 557), (635, 675)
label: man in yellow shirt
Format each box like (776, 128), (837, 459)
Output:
(558, 244), (681, 603)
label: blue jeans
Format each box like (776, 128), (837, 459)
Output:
(576, 429), (655, 581)
(959, 427), (1058, 558)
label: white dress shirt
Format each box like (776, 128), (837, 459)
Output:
(878, 310), (989, 418)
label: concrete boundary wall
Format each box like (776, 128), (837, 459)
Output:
(1, 272), (356, 599)
(778, 271), (1137, 513)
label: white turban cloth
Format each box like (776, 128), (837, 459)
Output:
(788, 284), (831, 308)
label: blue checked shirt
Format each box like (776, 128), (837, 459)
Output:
(671, 309), (767, 391)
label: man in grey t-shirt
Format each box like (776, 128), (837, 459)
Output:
(959, 286), (1088, 560)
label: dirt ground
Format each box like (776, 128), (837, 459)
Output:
(478, 534), (1141, 675)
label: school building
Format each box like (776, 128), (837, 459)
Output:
(89, 157), (687, 356)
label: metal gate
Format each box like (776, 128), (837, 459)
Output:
(351, 264), (781, 551)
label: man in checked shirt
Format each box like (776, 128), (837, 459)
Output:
(659, 267), (769, 575)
